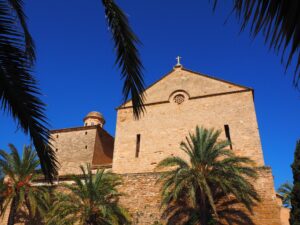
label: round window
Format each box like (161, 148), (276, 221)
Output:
(174, 94), (185, 104)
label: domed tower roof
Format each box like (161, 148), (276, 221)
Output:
(85, 111), (103, 119)
(83, 111), (105, 127)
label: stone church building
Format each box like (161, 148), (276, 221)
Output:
(1, 64), (286, 224)
(47, 63), (285, 224)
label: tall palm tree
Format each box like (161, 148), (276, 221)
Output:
(1, 0), (145, 181)
(45, 164), (130, 225)
(0, 144), (50, 225)
(213, 0), (300, 87)
(278, 182), (293, 208)
(156, 126), (260, 225)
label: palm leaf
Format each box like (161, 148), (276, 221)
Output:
(101, 0), (145, 118)
(46, 164), (130, 225)
(157, 126), (259, 224)
(0, 145), (50, 223)
(277, 181), (293, 207)
(0, 0), (57, 181)
(213, 0), (300, 86)
(7, 0), (35, 62)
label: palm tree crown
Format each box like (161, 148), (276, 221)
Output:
(46, 164), (130, 225)
(0, 144), (50, 225)
(277, 182), (293, 208)
(157, 126), (260, 225)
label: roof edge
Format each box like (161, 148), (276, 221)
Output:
(116, 67), (253, 109)
(181, 67), (252, 90)
(50, 125), (114, 138)
(116, 68), (175, 108)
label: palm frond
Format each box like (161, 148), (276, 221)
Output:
(46, 164), (130, 225)
(101, 0), (145, 118)
(0, 145), (50, 223)
(7, 0), (35, 62)
(277, 181), (293, 207)
(213, 0), (300, 86)
(157, 126), (259, 224)
(0, 0), (57, 181)
(156, 156), (189, 169)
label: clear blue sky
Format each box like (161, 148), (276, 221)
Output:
(0, 0), (299, 188)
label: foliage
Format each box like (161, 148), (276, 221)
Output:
(45, 164), (130, 225)
(102, 0), (145, 119)
(277, 182), (293, 208)
(290, 140), (300, 225)
(213, 0), (300, 87)
(0, 0), (58, 181)
(157, 126), (260, 225)
(1, 0), (146, 181)
(151, 221), (163, 225)
(0, 144), (50, 225)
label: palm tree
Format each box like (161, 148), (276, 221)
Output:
(0, 144), (50, 225)
(45, 164), (130, 225)
(1, 0), (145, 181)
(213, 0), (300, 87)
(278, 182), (293, 208)
(156, 126), (260, 225)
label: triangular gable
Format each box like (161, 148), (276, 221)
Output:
(119, 67), (252, 108)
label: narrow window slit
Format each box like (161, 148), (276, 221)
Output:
(135, 134), (141, 158)
(224, 124), (233, 150)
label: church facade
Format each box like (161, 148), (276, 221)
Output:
(45, 65), (283, 224)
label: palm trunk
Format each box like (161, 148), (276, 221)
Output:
(199, 190), (209, 225)
(7, 196), (18, 225)
(200, 206), (209, 225)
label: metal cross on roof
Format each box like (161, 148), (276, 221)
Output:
(176, 56), (182, 66)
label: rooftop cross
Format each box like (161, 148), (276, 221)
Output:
(176, 56), (182, 66)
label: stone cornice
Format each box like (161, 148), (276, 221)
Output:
(50, 125), (98, 133)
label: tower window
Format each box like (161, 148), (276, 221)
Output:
(135, 134), (141, 158)
(224, 124), (233, 150)
(85, 131), (88, 135)
(56, 135), (59, 138)
(56, 148), (58, 152)
(85, 145), (88, 149)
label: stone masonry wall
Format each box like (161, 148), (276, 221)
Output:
(0, 168), (281, 225)
(92, 128), (114, 165)
(50, 126), (98, 175)
(119, 168), (282, 225)
(113, 90), (264, 174)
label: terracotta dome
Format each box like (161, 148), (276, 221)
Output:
(85, 111), (104, 119)
(83, 111), (105, 127)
